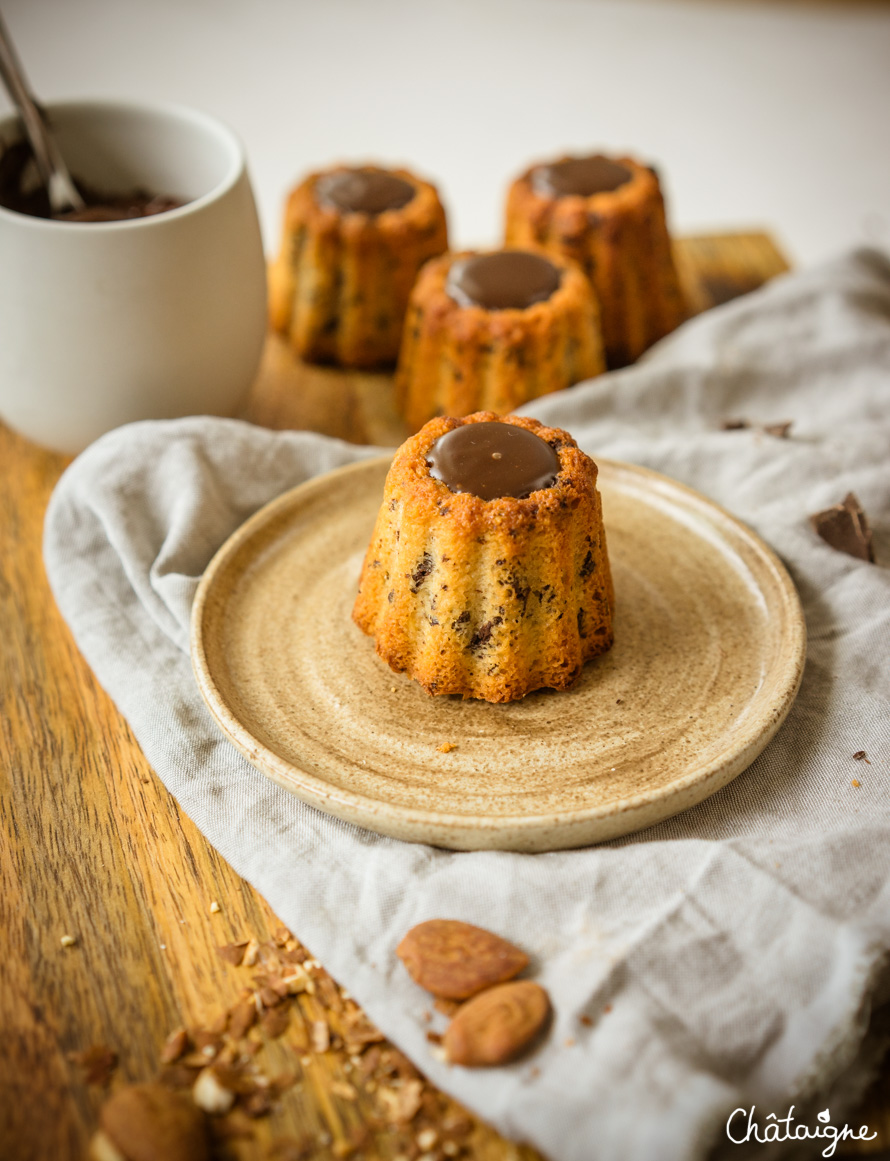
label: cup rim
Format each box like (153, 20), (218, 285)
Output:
(0, 97), (247, 231)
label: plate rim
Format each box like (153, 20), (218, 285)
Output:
(190, 455), (807, 850)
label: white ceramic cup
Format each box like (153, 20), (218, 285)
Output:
(0, 99), (268, 454)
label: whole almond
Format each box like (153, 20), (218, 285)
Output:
(99, 1082), (209, 1161)
(444, 980), (551, 1066)
(396, 919), (528, 1000)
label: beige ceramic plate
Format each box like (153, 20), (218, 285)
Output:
(191, 457), (805, 852)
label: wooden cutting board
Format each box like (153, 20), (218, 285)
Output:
(3, 232), (886, 1160)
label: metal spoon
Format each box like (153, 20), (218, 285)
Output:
(0, 10), (84, 214)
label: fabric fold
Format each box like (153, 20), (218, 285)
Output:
(43, 249), (890, 1161)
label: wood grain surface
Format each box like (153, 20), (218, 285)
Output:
(1, 233), (886, 1161)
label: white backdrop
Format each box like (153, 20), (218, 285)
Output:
(3, 0), (890, 265)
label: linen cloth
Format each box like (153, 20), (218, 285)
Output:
(44, 249), (890, 1161)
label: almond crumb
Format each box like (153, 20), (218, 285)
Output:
(193, 1066), (235, 1114)
(69, 1044), (117, 1086)
(242, 938), (261, 967)
(209, 901), (221, 914)
(311, 1020), (330, 1054)
(417, 1127), (438, 1151)
(160, 1027), (189, 1064)
(60, 934), (77, 948)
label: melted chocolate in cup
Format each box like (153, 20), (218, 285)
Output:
(315, 170), (415, 215)
(446, 251), (561, 311)
(0, 140), (185, 221)
(531, 155), (633, 198)
(55, 193), (184, 222)
(427, 421), (560, 501)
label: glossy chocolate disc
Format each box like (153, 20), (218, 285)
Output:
(446, 251), (561, 311)
(315, 170), (415, 214)
(531, 155), (632, 198)
(427, 421), (560, 500)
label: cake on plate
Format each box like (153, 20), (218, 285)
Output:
(352, 411), (614, 703)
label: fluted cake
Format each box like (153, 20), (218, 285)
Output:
(352, 412), (614, 702)
(505, 153), (685, 367)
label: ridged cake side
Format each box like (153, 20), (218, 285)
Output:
(394, 252), (605, 434)
(269, 166), (448, 367)
(504, 157), (686, 368)
(352, 413), (614, 703)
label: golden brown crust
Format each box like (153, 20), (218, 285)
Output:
(269, 165), (448, 368)
(504, 155), (686, 368)
(394, 250), (605, 434)
(352, 412), (614, 703)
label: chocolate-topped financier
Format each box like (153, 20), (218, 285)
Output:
(269, 164), (448, 367)
(394, 248), (605, 433)
(353, 412), (614, 703)
(505, 152), (686, 368)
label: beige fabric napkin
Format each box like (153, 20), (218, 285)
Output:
(44, 249), (890, 1160)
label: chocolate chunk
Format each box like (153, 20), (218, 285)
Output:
(410, 553), (434, 592)
(469, 619), (503, 651)
(531, 155), (633, 198)
(315, 169), (415, 215)
(427, 421), (560, 501)
(720, 419), (750, 431)
(446, 251), (561, 311)
(810, 493), (875, 562)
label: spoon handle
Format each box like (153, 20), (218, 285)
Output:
(0, 10), (84, 213)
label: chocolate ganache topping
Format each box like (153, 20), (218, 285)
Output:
(446, 251), (561, 311)
(531, 155), (632, 199)
(314, 169), (415, 215)
(427, 421), (560, 501)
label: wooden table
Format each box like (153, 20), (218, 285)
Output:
(2, 233), (888, 1161)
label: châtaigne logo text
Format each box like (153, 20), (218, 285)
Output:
(726, 1106), (876, 1157)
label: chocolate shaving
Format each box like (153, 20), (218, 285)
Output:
(720, 418), (792, 438)
(853, 750), (871, 763)
(810, 492), (875, 563)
